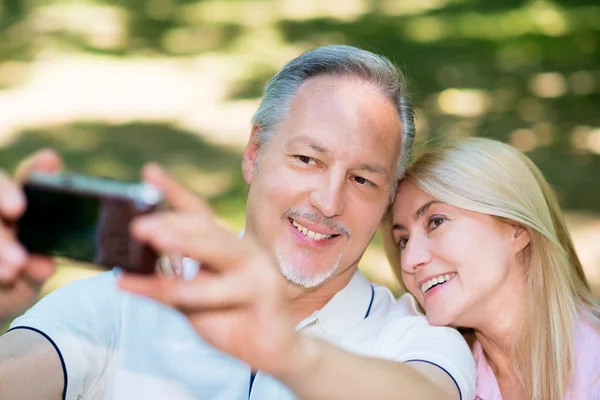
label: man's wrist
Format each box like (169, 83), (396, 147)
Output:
(270, 333), (322, 386)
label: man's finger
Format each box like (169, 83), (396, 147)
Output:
(23, 256), (56, 283)
(131, 213), (252, 273)
(156, 255), (185, 277)
(0, 171), (25, 219)
(0, 227), (28, 283)
(118, 271), (250, 311)
(14, 149), (62, 183)
(142, 163), (211, 214)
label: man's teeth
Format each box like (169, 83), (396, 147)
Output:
(420, 274), (453, 294)
(291, 220), (333, 241)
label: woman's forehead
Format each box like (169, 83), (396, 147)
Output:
(393, 182), (433, 213)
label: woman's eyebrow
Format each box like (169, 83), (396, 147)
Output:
(415, 200), (441, 219)
(392, 200), (442, 232)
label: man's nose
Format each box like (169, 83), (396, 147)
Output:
(308, 172), (346, 218)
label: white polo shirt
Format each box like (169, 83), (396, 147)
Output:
(10, 269), (475, 400)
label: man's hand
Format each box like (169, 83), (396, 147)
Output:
(0, 150), (62, 324)
(119, 164), (300, 376)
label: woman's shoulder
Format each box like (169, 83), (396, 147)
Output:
(573, 318), (600, 396)
(575, 318), (600, 354)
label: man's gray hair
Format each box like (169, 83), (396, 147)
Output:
(251, 45), (416, 181)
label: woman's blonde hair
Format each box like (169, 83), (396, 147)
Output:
(381, 137), (600, 400)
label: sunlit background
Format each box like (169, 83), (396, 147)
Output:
(0, 0), (598, 307)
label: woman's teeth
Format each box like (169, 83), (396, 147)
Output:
(421, 274), (454, 294)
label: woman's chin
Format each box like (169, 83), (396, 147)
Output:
(424, 310), (455, 327)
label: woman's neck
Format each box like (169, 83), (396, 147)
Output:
(475, 328), (515, 378)
(471, 266), (529, 398)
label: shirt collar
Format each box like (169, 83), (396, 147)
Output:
(297, 270), (373, 336)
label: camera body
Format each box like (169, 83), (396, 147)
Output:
(17, 172), (163, 274)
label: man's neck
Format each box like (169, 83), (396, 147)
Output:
(287, 267), (356, 324)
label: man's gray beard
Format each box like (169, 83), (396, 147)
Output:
(275, 241), (344, 289)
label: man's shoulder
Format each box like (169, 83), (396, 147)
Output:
(346, 287), (428, 345)
(11, 268), (195, 347)
(371, 285), (424, 320)
(10, 270), (121, 328)
(342, 287), (469, 360)
(31, 270), (120, 308)
(362, 287), (464, 346)
(45, 269), (185, 323)
(12, 269), (172, 330)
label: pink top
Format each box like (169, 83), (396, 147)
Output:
(473, 320), (600, 400)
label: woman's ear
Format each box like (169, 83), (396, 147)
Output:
(242, 125), (262, 185)
(512, 225), (531, 254)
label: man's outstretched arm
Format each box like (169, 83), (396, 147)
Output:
(277, 335), (461, 400)
(276, 335), (460, 400)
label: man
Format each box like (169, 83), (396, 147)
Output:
(0, 45), (475, 399)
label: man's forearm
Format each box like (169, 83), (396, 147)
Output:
(272, 335), (457, 400)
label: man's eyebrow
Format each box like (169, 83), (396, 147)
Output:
(286, 136), (328, 154)
(355, 163), (388, 176)
(391, 200), (442, 232)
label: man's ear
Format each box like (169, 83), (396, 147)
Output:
(511, 225), (531, 254)
(242, 125), (262, 185)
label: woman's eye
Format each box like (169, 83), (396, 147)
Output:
(398, 237), (408, 249)
(428, 217), (445, 230)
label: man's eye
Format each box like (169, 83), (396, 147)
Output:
(398, 237), (408, 249)
(353, 176), (372, 186)
(296, 155), (315, 164)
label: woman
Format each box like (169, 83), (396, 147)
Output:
(381, 137), (600, 399)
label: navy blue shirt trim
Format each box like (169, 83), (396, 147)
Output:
(248, 371), (257, 398)
(405, 359), (462, 400)
(364, 285), (375, 319)
(7, 326), (68, 400)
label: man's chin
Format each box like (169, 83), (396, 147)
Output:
(275, 242), (344, 289)
(278, 262), (338, 289)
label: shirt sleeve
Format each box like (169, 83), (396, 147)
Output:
(9, 270), (122, 400)
(373, 300), (476, 400)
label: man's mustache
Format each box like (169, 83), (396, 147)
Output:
(281, 207), (351, 238)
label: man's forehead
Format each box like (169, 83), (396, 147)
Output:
(283, 81), (399, 132)
(291, 74), (385, 105)
(285, 135), (328, 153)
(271, 74), (402, 169)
